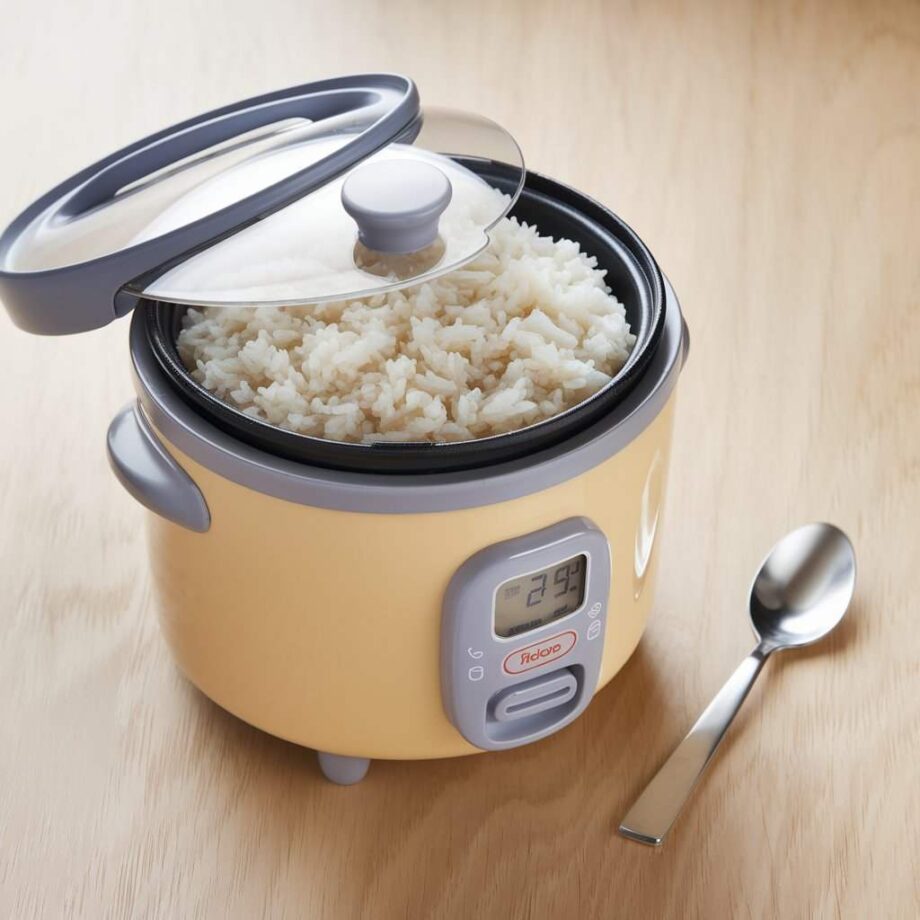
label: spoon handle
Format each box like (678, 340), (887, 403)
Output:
(619, 643), (772, 846)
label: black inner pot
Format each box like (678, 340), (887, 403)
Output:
(143, 167), (666, 474)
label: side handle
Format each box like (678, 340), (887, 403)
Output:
(107, 402), (210, 533)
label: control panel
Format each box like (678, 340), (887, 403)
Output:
(440, 518), (611, 751)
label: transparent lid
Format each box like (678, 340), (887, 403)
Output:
(0, 76), (524, 334)
(132, 108), (524, 305)
(3, 118), (357, 274)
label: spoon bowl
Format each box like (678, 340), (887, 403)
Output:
(750, 522), (857, 649)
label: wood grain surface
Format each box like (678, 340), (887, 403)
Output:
(1, 1), (918, 917)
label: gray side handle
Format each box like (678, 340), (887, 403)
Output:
(107, 402), (210, 533)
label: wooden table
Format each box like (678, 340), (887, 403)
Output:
(1, 1), (918, 917)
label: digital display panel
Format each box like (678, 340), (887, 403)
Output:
(494, 554), (587, 638)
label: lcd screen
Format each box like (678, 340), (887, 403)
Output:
(494, 554), (587, 638)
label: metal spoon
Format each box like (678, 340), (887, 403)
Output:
(619, 522), (856, 846)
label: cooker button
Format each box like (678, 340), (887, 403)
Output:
(491, 669), (578, 723)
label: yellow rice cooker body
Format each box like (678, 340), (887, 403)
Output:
(0, 75), (690, 785)
(112, 282), (687, 764)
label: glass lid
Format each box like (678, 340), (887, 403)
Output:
(132, 108), (524, 306)
(0, 76), (524, 335)
(3, 116), (375, 275)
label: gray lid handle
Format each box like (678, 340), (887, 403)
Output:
(342, 159), (451, 254)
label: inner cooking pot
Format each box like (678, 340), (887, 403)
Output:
(143, 167), (666, 473)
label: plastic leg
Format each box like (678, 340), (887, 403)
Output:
(316, 751), (371, 785)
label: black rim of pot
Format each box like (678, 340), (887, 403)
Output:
(143, 167), (666, 474)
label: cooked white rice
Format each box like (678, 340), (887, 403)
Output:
(176, 217), (635, 443)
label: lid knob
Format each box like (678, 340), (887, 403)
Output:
(342, 159), (452, 255)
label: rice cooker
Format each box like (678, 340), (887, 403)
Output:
(0, 75), (688, 784)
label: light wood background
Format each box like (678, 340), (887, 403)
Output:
(1, 1), (918, 917)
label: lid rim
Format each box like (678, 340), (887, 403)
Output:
(0, 74), (419, 335)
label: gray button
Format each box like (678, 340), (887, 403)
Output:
(491, 669), (578, 723)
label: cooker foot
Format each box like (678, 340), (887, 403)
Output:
(316, 752), (371, 785)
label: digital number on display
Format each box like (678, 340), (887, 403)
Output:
(493, 554), (587, 638)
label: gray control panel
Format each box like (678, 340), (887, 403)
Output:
(440, 518), (611, 751)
